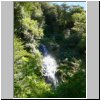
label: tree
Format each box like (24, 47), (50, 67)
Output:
(14, 2), (86, 98)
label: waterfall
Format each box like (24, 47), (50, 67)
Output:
(39, 44), (59, 89)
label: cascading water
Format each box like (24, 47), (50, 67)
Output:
(42, 55), (59, 88)
(39, 44), (59, 89)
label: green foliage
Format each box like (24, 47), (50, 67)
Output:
(14, 2), (86, 98)
(53, 70), (86, 98)
(22, 17), (43, 37)
(72, 11), (86, 33)
(14, 36), (51, 98)
(14, 2), (44, 39)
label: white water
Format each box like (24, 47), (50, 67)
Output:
(41, 55), (59, 88)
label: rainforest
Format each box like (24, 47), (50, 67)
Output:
(14, 2), (86, 98)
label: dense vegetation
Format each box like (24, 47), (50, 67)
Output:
(14, 2), (86, 98)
